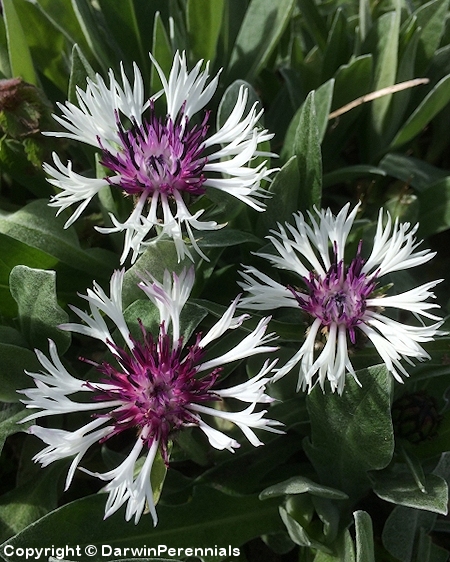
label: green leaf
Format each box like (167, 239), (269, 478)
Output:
(323, 55), (373, 165)
(150, 12), (173, 94)
(0, 487), (283, 562)
(123, 299), (207, 347)
(187, 0), (224, 62)
(297, 0), (328, 51)
(414, 0), (450, 75)
(282, 79), (334, 161)
(279, 506), (332, 552)
(70, 0), (113, 70)
(68, 44), (96, 105)
(417, 177), (450, 237)
(378, 154), (448, 192)
(260, 476), (348, 501)
(9, 266), (70, 354)
(31, 0), (93, 61)
(321, 9), (350, 83)
(368, 6), (400, 136)
(97, 0), (146, 74)
(293, 91), (322, 211)
(122, 241), (190, 309)
(0, 200), (117, 280)
(0, 16), (11, 78)
(197, 434), (303, 495)
(0, 404), (30, 454)
(354, 511), (375, 562)
(228, 0), (295, 82)
(382, 27), (421, 143)
(416, 528), (450, 562)
(373, 470), (448, 515)
(217, 79), (261, 128)
(257, 156), (299, 233)
(304, 365), (394, 502)
(0, 463), (63, 542)
(2, 0), (37, 85)
(314, 531), (356, 561)
(0, 343), (40, 402)
(323, 165), (386, 188)
(382, 505), (437, 562)
(359, 0), (372, 43)
(11, 0), (68, 93)
(196, 228), (261, 248)
(401, 445), (427, 493)
(390, 75), (450, 151)
(0, 138), (50, 198)
(0, 233), (58, 318)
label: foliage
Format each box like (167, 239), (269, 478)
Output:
(1, 0), (450, 561)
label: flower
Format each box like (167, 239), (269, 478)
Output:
(239, 203), (444, 394)
(20, 268), (281, 524)
(44, 52), (275, 263)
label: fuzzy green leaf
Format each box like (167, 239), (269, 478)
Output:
(68, 44), (96, 105)
(379, 153), (448, 192)
(2, 0), (37, 85)
(304, 365), (394, 502)
(228, 0), (295, 82)
(373, 470), (448, 515)
(293, 91), (323, 211)
(0, 200), (117, 280)
(9, 266), (70, 354)
(0, 404), (30, 455)
(390, 74), (450, 150)
(0, 343), (40, 402)
(354, 511), (375, 562)
(382, 505), (437, 562)
(257, 156), (299, 233)
(414, 0), (450, 74)
(282, 79), (334, 162)
(0, 487), (283, 562)
(150, 12), (173, 94)
(417, 177), (450, 237)
(368, 7), (400, 136)
(122, 241), (190, 309)
(187, 0), (224, 62)
(260, 476), (348, 501)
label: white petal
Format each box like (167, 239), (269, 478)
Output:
(138, 267), (195, 342)
(189, 402), (284, 447)
(215, 359), (278, 403)
(29, 418), (113, 489)
(44, 153), (108, 227)
(150, 51), (220, 120)
(238, 266), (299, 310)
(60, 270), (132, 352)
(198, 316), (277, 372)
(198, 296), (250, 349)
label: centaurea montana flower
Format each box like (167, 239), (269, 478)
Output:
(239, 203), (444, 394)
(20, 268), (281, 524)
(44, 52), (275, 263)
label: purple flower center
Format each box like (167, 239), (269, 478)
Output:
(291, 248), (377, 344)
(99, 108), (209, 197)
(88, 324), (220, 462)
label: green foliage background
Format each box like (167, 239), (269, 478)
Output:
(1, 0), (450, 561)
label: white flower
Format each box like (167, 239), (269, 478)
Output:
(44, 52), (275, 263)
(21, 269), (281, 524)
(239, 203), (444, 394)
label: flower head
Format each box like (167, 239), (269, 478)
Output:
(21, 268), (281, 524)
(44, 52), (275, 263)
(239, 203), (444, 394)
